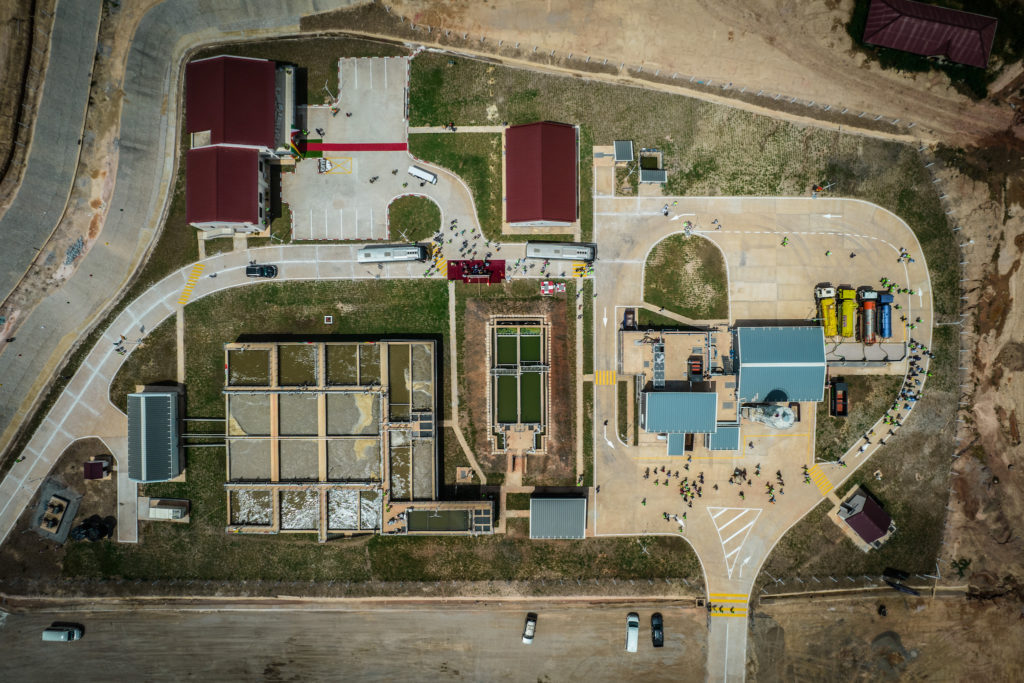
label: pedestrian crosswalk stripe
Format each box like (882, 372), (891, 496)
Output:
(808, 464), (833, 496)
(596, 370), (616, 386)
(177, 263), (205, 305)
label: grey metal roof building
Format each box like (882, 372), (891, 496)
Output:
(736, 327), (826, 403)
(613, 140), (634, 163)
(127, 392), (181, 483)
(639, 168), (667, 183)
(642, 392), (718, 434)
(708, 425), (741, 451)
(530, 498), (587, 539)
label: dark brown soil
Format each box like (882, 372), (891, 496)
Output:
(459, 286), (575, 485)
(0, 438), (117, 582)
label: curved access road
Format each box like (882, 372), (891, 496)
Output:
(0, 0), (101, 302)
(0, 0), (360, 462)
(590, 152), (935, 681)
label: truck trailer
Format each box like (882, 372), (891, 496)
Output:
(878, 292), (894, 339)
(858, 289), (878, 345)
(838, 287), (857, 338)
(815, 286), (838, 337)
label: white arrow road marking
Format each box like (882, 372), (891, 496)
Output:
(603, 307), (608, 327)
(603, 425), (615, 449)
(822, 214), (843, 219)
(669, 213), (696, 221)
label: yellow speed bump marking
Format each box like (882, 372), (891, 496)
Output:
(596, 370), (616, 386)
(808, 464), (834, 496)
(177, 264), (205, 305)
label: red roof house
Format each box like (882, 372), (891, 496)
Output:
(863, 0), (998, 69)
(839, 488), (895, 547)
(186, 56), (277, 148)
(186, 147), (260, 226)
(505, 122), (578, 226)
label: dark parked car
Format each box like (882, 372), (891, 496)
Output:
(246, 264), (278, 278)
(651, 612), (664, 647)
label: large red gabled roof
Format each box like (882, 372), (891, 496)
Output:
(186, 56), (276, 147)
(505, 122), (578, 224)
(186, 147), (259, 225)
(863, 0), (997, 69)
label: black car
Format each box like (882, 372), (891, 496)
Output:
(246, 264), (278, 278)
(651, 612), (664, 647)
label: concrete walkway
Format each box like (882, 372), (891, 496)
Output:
(590, 157), (935, 680)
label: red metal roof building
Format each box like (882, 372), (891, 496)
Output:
(186, 147), (263, 228)
(186, 56), (277, 148)
(504, 122), (578, 226)
(863, 0), (997, 69)
(838, 487), (896, 547)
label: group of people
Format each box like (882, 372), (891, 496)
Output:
(641, 462), (804, 511)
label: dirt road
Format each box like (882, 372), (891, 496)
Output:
(1, 600), (706, 681)
(391, 0), (1017, 146)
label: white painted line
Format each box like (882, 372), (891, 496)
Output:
(721, 518), (757, 546)
(353, 61), (358, 89)
(723, 546), (741, 560)
(709, 508), (730, 520)
(383, 58), (387, 89)
(716, 510), (748, 532)
(368, 60), (373, 89)
(339, 209), (344, 240)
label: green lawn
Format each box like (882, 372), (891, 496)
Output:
(109, 316), (178, 412)
(617, 380), (630, 445)
(505, 493), (532, 510)
(815, 375), (904, 462)
(408, 53), (957, 314)
(184, 280), (449, 418)
(582, 279), (594, 374)
(643, 234), (729, 320)
(408, 133), (503, 241)
(387, 195), (441, 243)
(583, 381), (594, 487)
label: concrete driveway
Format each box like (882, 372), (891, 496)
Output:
(589, 157), (936, 681)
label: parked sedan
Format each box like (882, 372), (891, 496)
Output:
(651, 612), (664, 647)
(522, 613), (538, 644)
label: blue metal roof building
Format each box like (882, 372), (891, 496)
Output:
(642, 392), (718, 434)
(736, 327), (826, 403)
(708, 425), (741, 451)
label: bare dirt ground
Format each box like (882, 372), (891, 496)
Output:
(0, 0), (55, 218)
(749, 595), (1024, 681)
(387, 0), (1020, 145)
(460, 290), (574, 485)
(0, 437), (115, 584)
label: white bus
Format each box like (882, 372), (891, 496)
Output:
(357, 244), (428, 263)
(407, 165), (438, 185)
(525, 241), (596, 262)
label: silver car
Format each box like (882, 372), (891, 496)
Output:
(522, 613), (538, 644)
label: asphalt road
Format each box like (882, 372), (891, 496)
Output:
(0, 0), (101, 302)
(0, 0), (358, 459)
(1, 602), (703, 681)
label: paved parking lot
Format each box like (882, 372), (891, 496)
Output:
(284, 57), (410, 241)
(2, 602), (707, 682)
